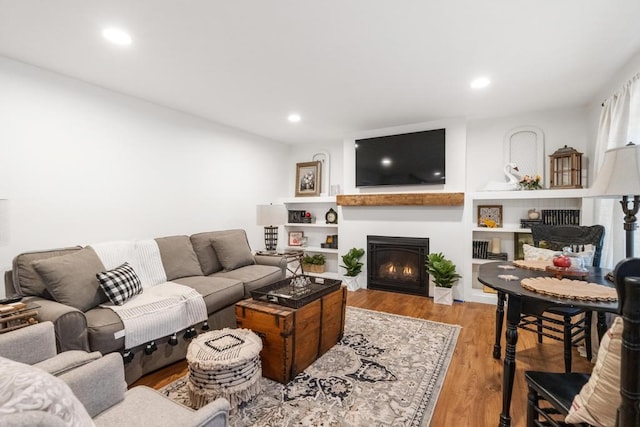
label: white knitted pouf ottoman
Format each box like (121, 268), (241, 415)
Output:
(186, 328), (262, 413)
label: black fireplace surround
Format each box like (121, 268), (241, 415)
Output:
(367, 235), (429, 296)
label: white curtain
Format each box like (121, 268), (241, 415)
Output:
(594, 73), (640, 268)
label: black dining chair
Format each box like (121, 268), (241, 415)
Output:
(525, 257), (640, 427)
(518, 224), (605, 373)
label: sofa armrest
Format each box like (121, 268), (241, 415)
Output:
(3, 412), (68, 427)
(254, 254), (287, 277)
(0, 321), (57, 364)
(29, 297), (91, 352)
(59, 352), (126, 418)
(190, 397), (231, 427)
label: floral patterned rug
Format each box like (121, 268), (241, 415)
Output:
(160, 307), (460, 426)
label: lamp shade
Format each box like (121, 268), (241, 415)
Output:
(256, 204), (287, 226)
(589, 143), (640, 198)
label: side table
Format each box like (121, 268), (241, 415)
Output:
(0, 302), (39, 334)
(255, 250), (304, 276)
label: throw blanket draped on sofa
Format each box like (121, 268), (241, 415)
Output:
(92, 240), (207, 349)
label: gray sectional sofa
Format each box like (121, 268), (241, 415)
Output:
(3, 229), (285, 384)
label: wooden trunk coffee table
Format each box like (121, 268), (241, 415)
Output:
(235, 284), (346, 384)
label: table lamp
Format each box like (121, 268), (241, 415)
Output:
(590, 142), (640, 257)
(256, 204), (287, 251)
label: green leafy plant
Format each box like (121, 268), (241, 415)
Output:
(302, 254), (326, 265)
(425, 252), (461, 288)
(340, 248), (365, 277)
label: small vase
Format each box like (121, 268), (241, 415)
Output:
(528, 209), (540, 220)
(342, 275), (361, 291)
(434, 287), (453, 305)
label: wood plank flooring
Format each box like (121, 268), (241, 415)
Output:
(133, 289), (594, 427)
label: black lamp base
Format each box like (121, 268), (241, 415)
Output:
(264, 226), (278, 251)
(621, 195), (639, 258)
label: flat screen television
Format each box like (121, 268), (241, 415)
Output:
(355, 128), (446, 187)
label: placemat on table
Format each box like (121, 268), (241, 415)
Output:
(521, 277), (617, 301)
(513, 259), (552, 271)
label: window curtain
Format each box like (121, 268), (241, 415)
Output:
(594, 73), (640, 268)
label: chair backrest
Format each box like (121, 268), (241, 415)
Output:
(530, 224), (605, 267)
(614, 257), (640, 426)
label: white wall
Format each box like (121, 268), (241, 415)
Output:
(466, 107), (590, 192)
(0, 57), (289, 296)
(339, 119), (467, 299)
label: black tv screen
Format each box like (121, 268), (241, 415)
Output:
(355, 128), (446, 187)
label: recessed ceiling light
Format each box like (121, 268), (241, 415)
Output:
(102, 28), (132, 46)
(288, 113), (301, 123)
(470, 77), (491, 89)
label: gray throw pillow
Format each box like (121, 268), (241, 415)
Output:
(155, 235), (204, 280)
(210, 234), (255, 271)
(32, 247), (107, 312)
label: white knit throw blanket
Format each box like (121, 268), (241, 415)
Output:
(91, 240), (207, 349)
(103, 282), (207, 349)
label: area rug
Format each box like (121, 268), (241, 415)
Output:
(160, 307), (461, 426)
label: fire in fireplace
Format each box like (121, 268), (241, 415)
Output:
(367, 235), (429, 296)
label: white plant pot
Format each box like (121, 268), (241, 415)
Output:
(342, 275), (362, 291)
(434, 287), (453, 305)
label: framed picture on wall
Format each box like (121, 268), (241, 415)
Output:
(295, 161), (321, 197)
(477, 205), (503, 228)
(288, 231), (304, 246)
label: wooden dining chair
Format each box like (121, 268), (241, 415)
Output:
(525, 257), (640, 427)
(519, 224), (605, 373)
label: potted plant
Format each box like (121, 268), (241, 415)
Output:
(302, 253), (326, 274)
(340, 248), (365, 290)
(425, 252), (461, 305)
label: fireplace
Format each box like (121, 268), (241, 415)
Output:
(367, 235), (429, 296)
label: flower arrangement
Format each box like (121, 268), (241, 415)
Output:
(519, 174), (543, 190)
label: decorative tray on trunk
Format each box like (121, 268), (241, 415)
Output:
(250, 275), (342, 308)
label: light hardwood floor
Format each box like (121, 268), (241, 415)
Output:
(133, 289), (594, 427)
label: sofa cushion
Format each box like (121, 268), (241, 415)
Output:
(523, 243), (560, 261)
(0, 356), (95, 427)
(191, 230), (251, 275)
(210, 233), (255, 271)
(172, 276), (245, 313)
(96, 262), (143, 306)
(565, 316), (622, 426)
(155, 236), (203, 280)
(212, 265), (283, 297)
(12, 246), (82, 298)
(32, 247), (108, 312)
(34, 350), (102, 376)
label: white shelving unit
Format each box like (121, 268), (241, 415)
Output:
(465, 189), (590, 304)
(280, 196), (340, 279)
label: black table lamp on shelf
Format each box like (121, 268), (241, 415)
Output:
(590, 142), (640, 258)
(256, 204), (286, 251)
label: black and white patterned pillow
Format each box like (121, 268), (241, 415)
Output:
(96, 262), (143, 305)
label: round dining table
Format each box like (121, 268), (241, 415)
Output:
(478, 261), (618, 427)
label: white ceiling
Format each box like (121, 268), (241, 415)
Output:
(1, 1), (639, 145)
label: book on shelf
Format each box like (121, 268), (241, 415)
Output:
(472, 240), (489, 259)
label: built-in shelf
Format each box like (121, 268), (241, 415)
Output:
(470, 189), (588, 200)
(284, 246), (338, 254)
(472, 227), (531, 233)
(279, 196), (336, 204)
(336, 192), (464, 206)
(285, 223), (339, 228)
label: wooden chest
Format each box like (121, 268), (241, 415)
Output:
(235, 286), (346, 384)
